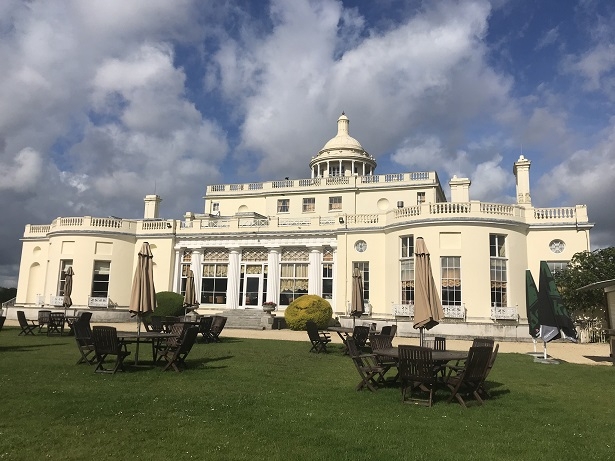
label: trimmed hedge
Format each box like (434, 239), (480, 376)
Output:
(153, 291), (185, 317)
(284, 294), (332, 330)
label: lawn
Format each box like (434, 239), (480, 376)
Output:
(1, 328), (614, 461)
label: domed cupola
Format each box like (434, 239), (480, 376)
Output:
(309, 113), (377, 178)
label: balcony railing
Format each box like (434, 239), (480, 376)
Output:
(392, 304), (414, 317)
(443, 305), (466, 319)
(490, 305), (519, 321)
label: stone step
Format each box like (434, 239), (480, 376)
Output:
(218, 309), (283, 330)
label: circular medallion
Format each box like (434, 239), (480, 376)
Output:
(549, 239), (565, 254)
(354, 240), (367, 253)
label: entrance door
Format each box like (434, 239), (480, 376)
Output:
(239, 264), (268, 307)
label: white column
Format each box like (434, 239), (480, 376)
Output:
(191, 250), (203, 303)
(326, 161), (330, 177)
(362, 163), (366, 176)
(338, 159), (342, 175)
(308, 247), (322, 295)
(226, 248), (241, 309)
(172, 250), (181, 292)
(266, 247), (281, 304)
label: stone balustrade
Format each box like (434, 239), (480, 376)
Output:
(23, 202), (588, 238)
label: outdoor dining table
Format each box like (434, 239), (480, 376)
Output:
(376, 347), (468, 364)
(327, 326), (354, 353)
(117, 331), (174, 364)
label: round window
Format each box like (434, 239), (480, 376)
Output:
(549, 239), (565, 254)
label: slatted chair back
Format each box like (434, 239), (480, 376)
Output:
(73, 317), (95, 365)
(79, 311), (93, 325)
(352, 325), (370, 350)
(48, 312), (65, 336)
(389, 325), (397, 337)
(161, 326), (199, 372)
(369, 333), (393, 352)
(398, 345), (438, 406)
(446, 346), (492, 408)
(478, 344), (500, 398)
(380, 325), (392, 336)
(38, 310), (51, 332)
(210, 316), (227, 342)
(306, 321), (331, 353)
(346, 337), (385, 392)
(17, 311), (37, 336)
(198, 316), (214, 342)
(149, 316), (164, 332)
(472, 337), (494, 349)
(434, 336), (446, 351)
(91, 326), (130, 374)
(0, 316), (5, 332)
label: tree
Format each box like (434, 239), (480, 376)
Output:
(554, 247), (615, 322)
(0, 287), (17, 304)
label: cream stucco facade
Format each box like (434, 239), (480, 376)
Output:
(15, 114), (593, 336)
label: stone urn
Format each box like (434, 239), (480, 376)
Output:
(262, 302), (277, 314)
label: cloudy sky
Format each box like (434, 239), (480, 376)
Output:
(1, 0), (615, 287)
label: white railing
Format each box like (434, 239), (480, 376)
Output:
(91, 217), (123, 228)
(347, 214), (379, 224)
(430, 203), (470, 214)
(395, 206), (421, 218)
(443, 305), (465, 319)
(533, 207), (576, 220)
(88, 297), (109, 308)
(278, 218), (312, 226)
(490, 305), (519, 320)
(238, 218), (269, 227)
(392, 304), (414, 317)
(29, 225), (50, 233)
(480, 203), (515, 216)
(201, 219), (231, 228)
(36, 294), (44, 306)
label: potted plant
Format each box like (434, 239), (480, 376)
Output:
(262, 301), (277, 313)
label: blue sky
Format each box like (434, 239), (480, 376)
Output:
(1, 0), (614, 287)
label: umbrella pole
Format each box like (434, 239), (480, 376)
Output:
(543, 341), (547, 360)
(135, 317), (141, 365)
(419, 327), (424, 347)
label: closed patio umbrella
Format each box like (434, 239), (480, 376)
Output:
(350, 267), (365, 327)
(183, 269), (198, 317)
(412, 237), (444, 346)
(129, 242), (157, 364)
(62, 267), (74, 310)
(536, 261), (578, 360)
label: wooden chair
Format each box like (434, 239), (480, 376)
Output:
(398, 345), (439, 407)
(380, 325), (392, 336)
(17, 311), (37, 336)
(434, 336), (446, 351)
(73, 317), (96, 365)
(209, 316), (227, 342)
(198, 316), (214, 343)
(346, 337), (385, 392)
(389, 325), (397, 337)
(445, 346), (492, 408)
(159, 326), (199, 372)
(92, 326), (131, 374)
(0, 316), (5, 332)
(478, 344), (499, 398)
(369, 333), (397, 382)
(352, 325), (370, 351)
(306, 320), (331, 353)
(472, 337), (494, 348)
(37, 310), (51, 333)
(47, 312), (65, 336)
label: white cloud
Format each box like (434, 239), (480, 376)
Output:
(0, 148), (44, 192)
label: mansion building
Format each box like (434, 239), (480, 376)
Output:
(15, 114), (593, 336)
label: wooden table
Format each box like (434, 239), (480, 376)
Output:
(118, 331), (174, 364)
(377, 347), (468, 363)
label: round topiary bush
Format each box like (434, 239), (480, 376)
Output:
(284, 294), (333, 330)
(153, 291), (185, 317)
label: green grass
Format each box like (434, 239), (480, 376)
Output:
(1, 328), (614, 461)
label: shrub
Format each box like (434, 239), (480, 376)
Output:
(284, 294), (332, 330)
(153, 291), (185, 317)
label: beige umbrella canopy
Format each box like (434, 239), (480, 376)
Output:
(183, 269), (198, 316)
(413, 237), (444, 345)
(129, 242), (157, 318)
(62, 267), (74, 308)
(350, 267), (365, 325)
(130, 242), (157, 364)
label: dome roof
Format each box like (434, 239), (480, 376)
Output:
(321, 113), (364, 152)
